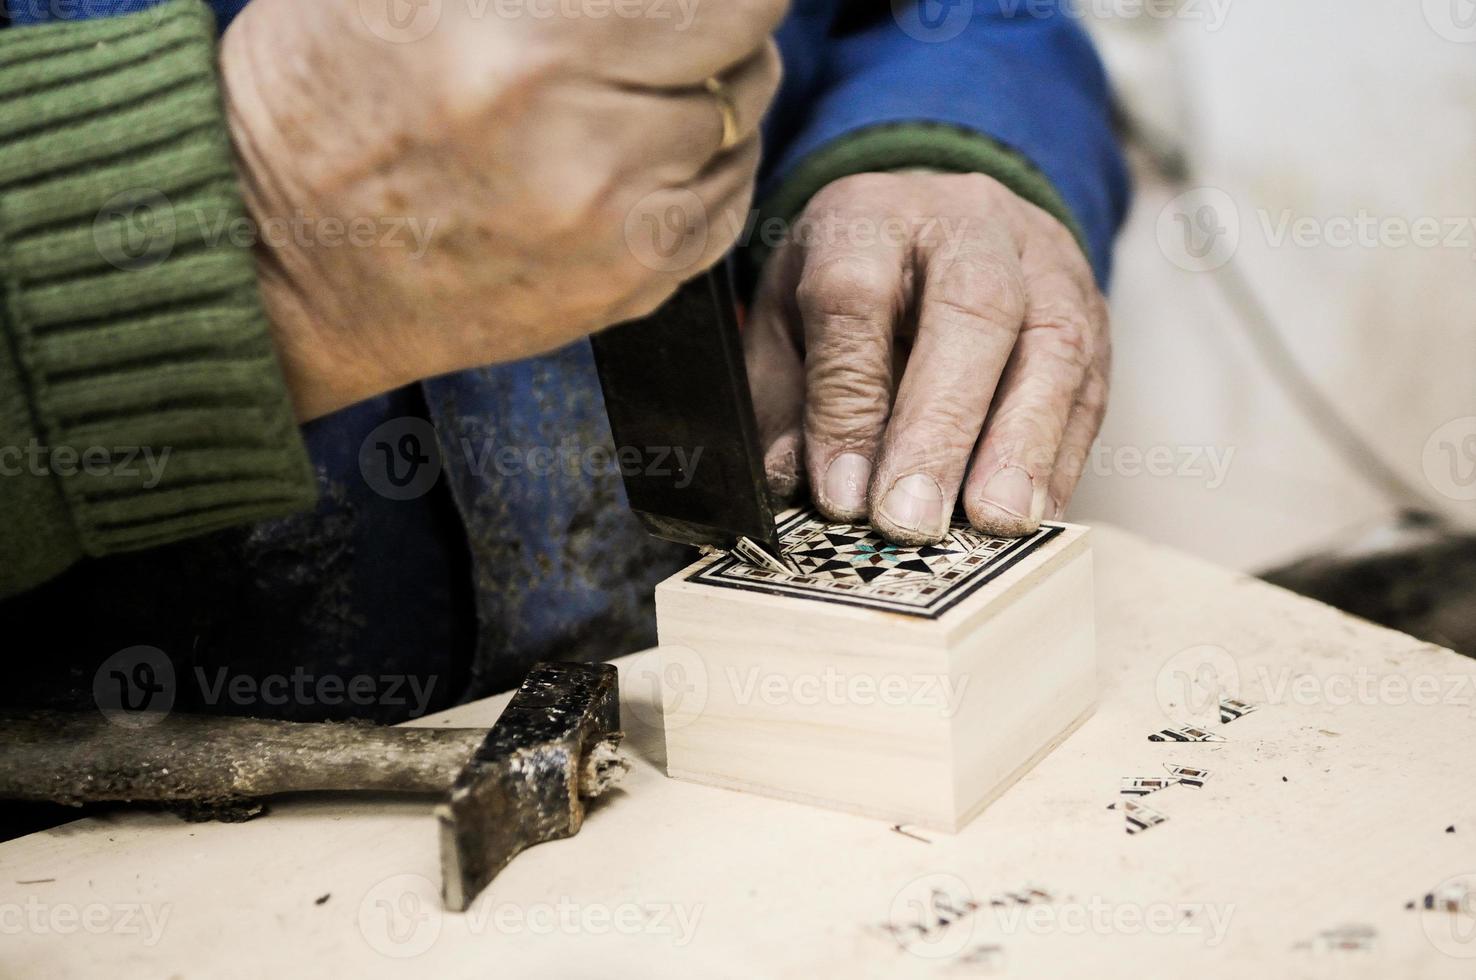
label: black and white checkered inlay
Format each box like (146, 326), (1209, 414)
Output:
(688, 507), (1061, 618)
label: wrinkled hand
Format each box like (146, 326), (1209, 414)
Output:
(745, 172), (1110, 544)
(222, 0), (786, 420)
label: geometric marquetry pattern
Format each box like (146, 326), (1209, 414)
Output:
(689, 507), (1060, 618)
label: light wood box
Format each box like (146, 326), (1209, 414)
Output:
(654, 510), (1096, 832)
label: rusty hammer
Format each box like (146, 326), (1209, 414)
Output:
(0, 661), (627, 911)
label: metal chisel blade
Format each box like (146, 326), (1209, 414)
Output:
(590, 266), (786, 567)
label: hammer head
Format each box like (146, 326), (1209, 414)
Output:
(436, 662), (624, 911)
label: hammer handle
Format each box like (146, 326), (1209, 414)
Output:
(0, 711), (486, 805)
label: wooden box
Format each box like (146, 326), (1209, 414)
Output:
(654, 508), (1096, 832)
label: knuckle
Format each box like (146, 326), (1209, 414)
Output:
(1079, 385), (1109, 421)
(930, 255), (1027, 331)
(917, 387), (989, 442)
(1038, 211), (1085, 254)
(796, 256), (898, 322)
(805, 372), (890, 445)
(726, 0), (792, 42)
(702, 191), (755, 261)
(1094, 300), (1114, 356)
(1022, 302), (1095, 371)
(541, 195), (599, 239)
(1054, 439), (1090, 482)
(807, 410), (886, 452)
(757, 0), (794, 31)
(435, 42), (554, 127)
(927, 171), (996, 198)
(528, 172), (615, 239)
(953, 171), (1008, 201)
(807, 359), (892, 408)
(760, 39), (784, 93)
(983, 413), (1058, 472)
(910, 409), (983, 461)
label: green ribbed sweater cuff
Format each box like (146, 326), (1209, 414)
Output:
(746, 122), (1088, 276)
(0, 0), (317, 598)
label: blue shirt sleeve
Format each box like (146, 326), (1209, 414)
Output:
(8, 0), (248, 29)
(764, 1), (1131, 283)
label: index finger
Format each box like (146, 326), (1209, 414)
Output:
(869, 223), (1026, 545)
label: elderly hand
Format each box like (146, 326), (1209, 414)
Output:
(222, 0), (786, 420)
(745, 172), (1110, 544)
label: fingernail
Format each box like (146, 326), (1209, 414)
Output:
(980, 466), (1043, 521)
(823, 452), (871, 515)
(880, 473), (944, 534)
(765, 432), (803, 500)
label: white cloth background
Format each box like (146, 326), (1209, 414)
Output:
(1071, 0), (1476, 570)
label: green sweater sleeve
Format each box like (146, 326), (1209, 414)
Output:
(0, 0), (316, 599)
(745, 121), (1089, 277)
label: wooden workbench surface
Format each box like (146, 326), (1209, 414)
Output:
(5, 527), (1474, 978)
